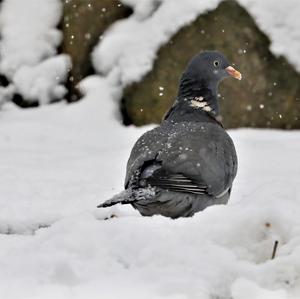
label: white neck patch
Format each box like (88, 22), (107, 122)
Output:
(190, 97), (212, 112)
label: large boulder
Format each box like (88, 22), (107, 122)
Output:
(62, 0), (131, 101)
(123, 0), (300, 129)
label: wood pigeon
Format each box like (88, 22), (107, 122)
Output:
(98, 51), (241, 218)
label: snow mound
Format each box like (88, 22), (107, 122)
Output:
(0, 184), (300, 298)
(13, 55), (71, 105)
(0, 0), (70, 104)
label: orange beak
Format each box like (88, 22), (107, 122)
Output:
(225, 66), (242, 80)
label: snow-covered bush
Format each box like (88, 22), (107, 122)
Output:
(0, 0), (70, 105)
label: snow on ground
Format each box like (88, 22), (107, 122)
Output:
(0, 76), (300, 298)
(93, 0), (300, 87)
(1, 0), (300, 297)
(0, 77), (145, 234)
(0, 0), (70, 104)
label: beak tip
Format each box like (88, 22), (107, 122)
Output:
(225, 66), (242, 81)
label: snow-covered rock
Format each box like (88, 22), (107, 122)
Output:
(93, 0), (300, 86)
(119, 0), (300, 128)
(61, 0), (131, 101)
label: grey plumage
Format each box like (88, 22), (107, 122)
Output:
(98, 51), (240, 218)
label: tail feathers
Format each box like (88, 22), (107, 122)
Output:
(97, 187), (156, 208)
(97, 190), (134, 208)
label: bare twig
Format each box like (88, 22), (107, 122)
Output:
(271, 240), (279, 259)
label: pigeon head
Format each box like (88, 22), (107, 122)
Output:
(178, 51), (241, 97)
(176, 51), (242, 115)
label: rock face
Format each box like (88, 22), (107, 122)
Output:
(123, 0), (300, 129)
(62, 0), (131, 101)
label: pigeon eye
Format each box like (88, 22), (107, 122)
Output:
(214, 60), (219, 67)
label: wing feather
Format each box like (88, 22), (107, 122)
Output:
(144, 167), (208, 195)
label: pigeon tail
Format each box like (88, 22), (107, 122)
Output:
(97, 187), (156, 208)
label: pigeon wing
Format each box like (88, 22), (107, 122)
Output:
(145, 167), (208, 195)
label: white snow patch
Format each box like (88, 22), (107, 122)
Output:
(13, 55), (71, 105)
(0, 77), (146, 234)
(0, 0), (70, 104)
(238, 0), (300, 71)
(0, 0), (62, 76)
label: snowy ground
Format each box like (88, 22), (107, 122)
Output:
(0, 77), (300, 299)
(1, 0), (300, 298)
